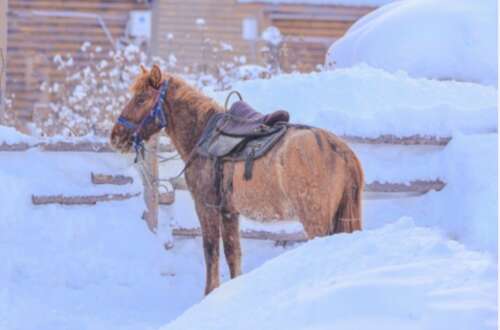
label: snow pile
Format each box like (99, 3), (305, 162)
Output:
(208, 66), (497, 138)
(0, 125), (37, 144)
(420, 133), (498, 253)
(326, 0), (498, 86)
(162, 219), (497, 330)
(0, 147), (292, 329)
(239, 0), (396, 6)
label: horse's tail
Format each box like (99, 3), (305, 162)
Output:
(332, 147), (364, 234)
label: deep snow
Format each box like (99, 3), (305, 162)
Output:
(161, 219), (497, 330)
(326, 0), (498, 86)
(1, 66), (497, 329)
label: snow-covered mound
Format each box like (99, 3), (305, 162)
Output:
(419, 133), (498, 253)
(0, 125), (37, 144)
(326, 0), (498, 86)
(162, 219), (497, 330)
(208, 66), (497, 138)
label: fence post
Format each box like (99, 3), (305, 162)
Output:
(141, 134), (159, 232)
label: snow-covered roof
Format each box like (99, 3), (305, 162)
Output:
(238, 0), (396, 7)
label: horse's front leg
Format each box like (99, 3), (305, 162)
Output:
(194, 199), (222, 295)
(221, 212), (242, 278)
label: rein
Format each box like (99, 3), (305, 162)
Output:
(116, 80), (170, 161)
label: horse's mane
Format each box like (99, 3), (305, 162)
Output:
(130, 70), (223, 115)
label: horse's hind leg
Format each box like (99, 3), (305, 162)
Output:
(333, 184), (363, 234)
(221, 213), (242, 278)
(297, 184), (344, 239)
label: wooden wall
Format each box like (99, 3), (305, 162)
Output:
(6, 0), (148, 123)
(152, 0), (376, 73)
(152, 0), (266, 73)
(0, 0), (6, 117)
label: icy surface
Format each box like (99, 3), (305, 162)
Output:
(326, 0), (498, 86)
(162, 219), (497, 330)
(208, 66), (497, 138)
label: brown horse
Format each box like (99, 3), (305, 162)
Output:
(110, 65), (364, 295)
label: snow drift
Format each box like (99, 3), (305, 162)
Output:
(161, 219), (497, 330)
(208, 65), (497, 139)
(326, 0), (498, 86)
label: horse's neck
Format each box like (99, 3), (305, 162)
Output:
(167, 91), (221, 161)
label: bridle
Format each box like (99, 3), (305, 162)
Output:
(116, 80), (170, 160)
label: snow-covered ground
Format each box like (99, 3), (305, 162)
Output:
(162, 219), (497, 330)
(326, 0), (498, 86)
(1, 66), (497, 329)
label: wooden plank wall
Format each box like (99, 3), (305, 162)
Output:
(153, 1), (376, 73)
(153, 0), (266, 73)
(6, 0), (148, 124)
(267, 4), (374, 72)
(0, 0), (6, 118)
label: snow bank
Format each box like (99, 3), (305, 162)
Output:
(239, 0), (395, 7)
(420, 133), (498, 253)
(162, 219), (497, 330)
(326, 0), (498, 86)
(208, 66), (497, 138)
(0, 149), (293, 329)
(0, 125), (37, 144)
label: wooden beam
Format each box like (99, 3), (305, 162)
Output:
(0, 141), (176, 152)
(169, 177), (445, 195)
(342, 134), (451, 146)
(90, 172), (133, 185)
(0, 142), (31, 151)
(172, 227), (307, 242)
(365, 179), (445, 194)
(32, 192), (140, 205)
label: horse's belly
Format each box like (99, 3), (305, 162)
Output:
(230, 156), (296, 222)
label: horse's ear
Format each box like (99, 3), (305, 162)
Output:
(149, 64), (162, 89)
(140, 64), (148, 74)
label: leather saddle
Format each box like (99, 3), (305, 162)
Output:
(196, 100), (290, 180)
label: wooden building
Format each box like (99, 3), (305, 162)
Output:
(0, 0), (6, 117)
(5, 0), (382, 126)
(6, 0), (148, 124)
(151, 0), (378, 73)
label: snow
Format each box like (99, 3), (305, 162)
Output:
(238, 0), (396, 7)
(208, 65), (497, 139)
(0, 125), (37, 144)
(261, 26), (283, 46)
(1, 54), (497, 329)
(161, 219), (497, 330)
(0, 148), (292, 330)
(326, 0), (498, 86)
(419, 133), (498, 252)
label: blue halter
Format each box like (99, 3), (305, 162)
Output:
(116, 80), (169, 160)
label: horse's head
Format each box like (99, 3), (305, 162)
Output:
(110, 64), (169, 153)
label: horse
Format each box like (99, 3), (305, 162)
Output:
(110, 64), (364, 295)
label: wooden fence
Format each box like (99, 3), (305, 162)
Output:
(1, 133), (449, 242)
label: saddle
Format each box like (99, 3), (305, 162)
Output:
(197, 100), (290, 180)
